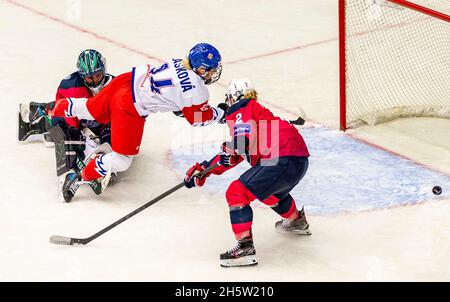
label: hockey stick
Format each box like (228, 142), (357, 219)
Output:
(49, 125), (108, 196)
(288, 105), (307, 126)
(289, 116), (306, 125)
(49, 163), (220, 246)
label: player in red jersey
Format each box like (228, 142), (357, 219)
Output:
(184, 78), (312, 267)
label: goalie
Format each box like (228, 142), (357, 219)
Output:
(183, 78), (312, 267)
(18, 49), (114, 147)
(18, 49), (116, 201)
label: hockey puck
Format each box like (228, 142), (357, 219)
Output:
(432, 186), (442, 195)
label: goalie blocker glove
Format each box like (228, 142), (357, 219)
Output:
(59, 123), (87, 170)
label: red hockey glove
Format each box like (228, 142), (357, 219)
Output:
(219, 141), (241, 167)
(184, 162), (209, 189)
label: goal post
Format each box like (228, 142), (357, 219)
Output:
(339, 0), (450, 130)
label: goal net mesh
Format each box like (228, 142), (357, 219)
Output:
(343, 0), (450, 128)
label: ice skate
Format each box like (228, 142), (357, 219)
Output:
(275, 206), (311, 235)
(220, 237), (258, 268)
(109, 172), (118, 186)
(59, 171), (81, 203)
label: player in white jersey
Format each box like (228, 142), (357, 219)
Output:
(40, 43), (227, 202)
(132, 57), (223, 126)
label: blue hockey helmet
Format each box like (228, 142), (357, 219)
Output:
(77, 49), (107, 88)
(188, 43), (222, 84)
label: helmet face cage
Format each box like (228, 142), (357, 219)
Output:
(204, 62), (222, 85)
(225, 92), (236, 106)
(225, 79), (244, 105)
(188, 43), (222, 85)
(77, 50), (106, 88)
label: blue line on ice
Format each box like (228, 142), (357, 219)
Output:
(169, 127), (450, 215)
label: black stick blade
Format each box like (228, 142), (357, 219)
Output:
(49, 235), (74, 245)
(290, 116), (306, 125)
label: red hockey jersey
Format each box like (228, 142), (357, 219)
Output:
(225, 98), (309, 166)
(55, 72), (113, 127)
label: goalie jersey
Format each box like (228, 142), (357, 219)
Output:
(55, 71), (114, 128)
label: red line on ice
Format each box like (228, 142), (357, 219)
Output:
(5, 0), (449, 180)
(225, 38), (338, 65)
(3, 0), (164, 63)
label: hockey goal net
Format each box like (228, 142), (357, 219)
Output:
(339, 0), (450, 130)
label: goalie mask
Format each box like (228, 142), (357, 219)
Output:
(77, 49), (107, 90)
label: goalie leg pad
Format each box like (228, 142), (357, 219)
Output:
(17, 106), (51, 142)
(61, 125), (86, 170)
(20, 102), (49, 124)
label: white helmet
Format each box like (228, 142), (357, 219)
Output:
(225, 78), (254, 104)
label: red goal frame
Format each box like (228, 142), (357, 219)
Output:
(339, 0), (450, 131)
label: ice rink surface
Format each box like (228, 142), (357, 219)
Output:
(0, 0), (449, 281)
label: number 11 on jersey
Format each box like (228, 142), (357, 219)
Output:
(141, 63), (174, 94)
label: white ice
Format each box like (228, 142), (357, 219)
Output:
(0, 0), (449, 281)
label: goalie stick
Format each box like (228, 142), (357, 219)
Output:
(49, 163), (220, 246)
(49, 125), (111, 196)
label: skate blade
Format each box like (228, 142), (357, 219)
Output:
(293, 229), (312, 235)
(57, 173), (74, 203)
(220, 255), (258, 268)
(276, 228), (312, 236)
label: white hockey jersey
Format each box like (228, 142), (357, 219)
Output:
(131, 58), (223, 126)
